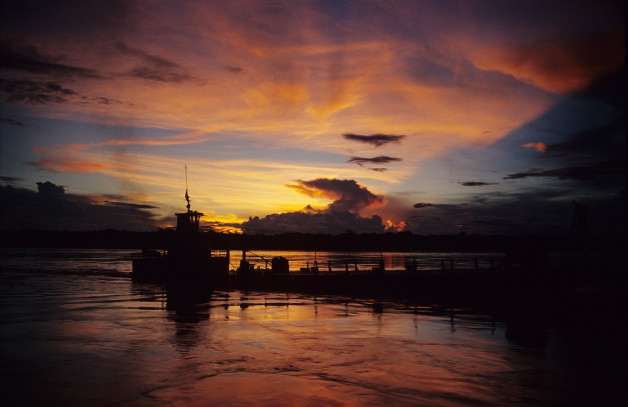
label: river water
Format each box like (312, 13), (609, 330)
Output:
(0, 249), (624, 406)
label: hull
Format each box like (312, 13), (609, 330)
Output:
(132, 253), (229, 286)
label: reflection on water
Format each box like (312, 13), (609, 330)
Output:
(1, 250), (625, 406)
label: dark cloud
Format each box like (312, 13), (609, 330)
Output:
(124, 67), (191, 83)
(0, 176), (22, 183)
(348, 155), (402, 166)
(241, 178), (387, 234)
(0, 43), (103, 79)
(104, 201), (158, 210)
(342, 133), (405, 147)
(413, 202), (434, 209)
(469, 67), (626, 236)
(406, 185), (625, 235)
(116, 42), (179, 69)
(287, 178), (384, 213)
(0, 42), (135, 104)
(503, 158), (624, 183)
(459, 181), (498, 186)
(226, 66), (243, 73)
(1, 79), (77, 104)
(508, 68), (626, 193)
(0, 78), (127, 106)
(241, 211), (385, 235)
(117, 42), (192, 84)
(541, 116), (624, 162)
(0, 117), (26, 126)
(413, 202), (462, 210)
(0, 182), (158, 231)
(370, 168), (388, 172)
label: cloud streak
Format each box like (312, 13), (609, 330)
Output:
(117, 42), (193, 84)
(0, 78), (127, 105)
(503, 159), (624, 182)
(459, 181), (498, 187)
(0, 43), (103, 79)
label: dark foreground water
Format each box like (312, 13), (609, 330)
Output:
(1, 249), (625, 406)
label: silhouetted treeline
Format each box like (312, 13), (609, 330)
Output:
(1, 229), (625, 254)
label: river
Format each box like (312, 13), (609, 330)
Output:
(0, 248), (624, 406)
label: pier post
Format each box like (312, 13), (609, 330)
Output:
(345, 261), (349, 275)
(441, 259), (445, 270)
(474, 258), (478, 270)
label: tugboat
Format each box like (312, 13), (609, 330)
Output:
(132, 171), (230, 287)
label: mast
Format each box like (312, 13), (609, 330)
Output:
(176, 165), (203, 233)
(185, 164), (191, 212)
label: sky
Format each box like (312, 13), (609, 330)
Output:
(1, 0), (625, 235)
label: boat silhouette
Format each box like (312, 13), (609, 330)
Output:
(132, 169), (230, 286)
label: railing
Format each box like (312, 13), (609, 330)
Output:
(211, 250), (229, 258)
(160, 226), (214, 233)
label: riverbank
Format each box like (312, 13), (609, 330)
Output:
(2, 228), (624, 254)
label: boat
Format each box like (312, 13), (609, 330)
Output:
(131, 173), (230, 286)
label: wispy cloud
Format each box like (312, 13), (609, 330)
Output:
(117, 41), (193, 83)
(0, 78), (127, 106)
(503, 159), (624, 182)
(0, 43), (103, 79)
(0, 117), (26, 126)
(0, 176), (22, 183)
(104, 200), (158, 209)
(28, 155), (122, 174)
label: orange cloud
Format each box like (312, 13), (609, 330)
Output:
(386, 220), (406, 232)
(522, 142), (547, 152)
(469, 31), (625, 93)
(28, 157), (113, 173)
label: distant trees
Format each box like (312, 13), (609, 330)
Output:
(1, 228), (612, 253)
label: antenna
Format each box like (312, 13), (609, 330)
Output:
(185, 165), (191, 212)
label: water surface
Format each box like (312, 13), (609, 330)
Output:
(0, 249), (623, 406)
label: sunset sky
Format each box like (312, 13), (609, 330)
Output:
(1, 0), (625, 235)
